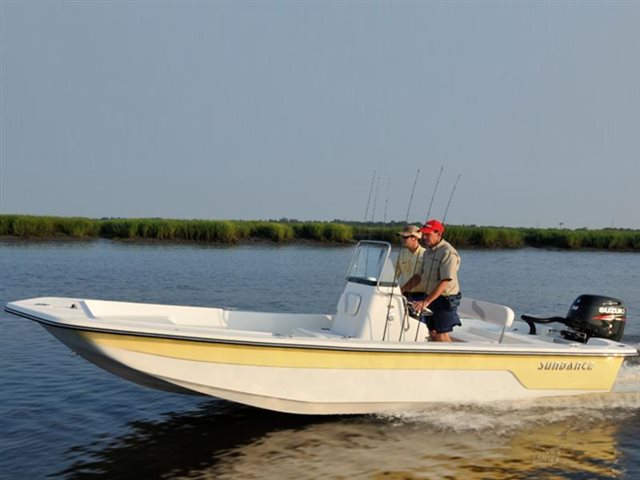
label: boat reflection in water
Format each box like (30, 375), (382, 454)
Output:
(55, 384), (640, 479)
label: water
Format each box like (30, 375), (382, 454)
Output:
(1, 240), (639, 479)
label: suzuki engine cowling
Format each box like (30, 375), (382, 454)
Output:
(521, 294), (626, 343)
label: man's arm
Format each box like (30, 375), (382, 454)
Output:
(400, 274), (421, 294)
(413, 279), (450, 310)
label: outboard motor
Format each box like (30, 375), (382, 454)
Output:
(521, 294), (626, 343)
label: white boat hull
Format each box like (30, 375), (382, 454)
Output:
(38, 319), (631, 414)
(5, 243), (637, 414)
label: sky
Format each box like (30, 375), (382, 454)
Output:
(1, 1), (639, 229)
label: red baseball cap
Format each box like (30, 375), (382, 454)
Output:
(420, 219), (445, 234)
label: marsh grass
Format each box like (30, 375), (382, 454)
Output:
(522, 228), (640, 250)
(100, 219), (241, 243)
(1, 215), (638, 250)
(0, 215), (99, 238)
(293, 222), (353, 242)
(446, 226), (525, 249)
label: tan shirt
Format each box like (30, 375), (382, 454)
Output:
(397, 245), (426, 293)
(420, 239), (460, 296)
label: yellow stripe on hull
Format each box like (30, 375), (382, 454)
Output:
(81, 330), (624, 391)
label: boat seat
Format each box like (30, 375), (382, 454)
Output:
(292, 327), (346, 339)
(450, 330), (496, 344)
(452, 327), (537, 345)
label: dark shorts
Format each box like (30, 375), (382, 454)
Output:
(422, 294), (462, 333)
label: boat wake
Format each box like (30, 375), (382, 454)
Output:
(612, 360), (640, 392)
(377, 362), (640, 434)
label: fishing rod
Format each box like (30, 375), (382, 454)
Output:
(414, 173), (461, 341)
(425, 165), (444, 221)
(442, 174), (461, 223)
(382, 165), (443, 341)
(363, 170), (376, 223)
(407, 166), (445, 341)
(407, 169), (421, 224)
(403, 168), (421, 223)
(370, 175), (381, 223)
(381, 168), (420, 341)
(383, 177), (390, 223)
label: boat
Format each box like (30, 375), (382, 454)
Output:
(5, 241), (637, 415)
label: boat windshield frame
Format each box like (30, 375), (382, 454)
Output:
(345, 241), (396, 287)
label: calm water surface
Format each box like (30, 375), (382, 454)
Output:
(1, 240), (639, 479)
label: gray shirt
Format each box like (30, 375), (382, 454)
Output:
(420, 239), (461, 296)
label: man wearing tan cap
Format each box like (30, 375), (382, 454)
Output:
(395, 225), (426, 303)
(402, 219), (461, 342)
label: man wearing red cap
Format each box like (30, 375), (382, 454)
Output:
(401, 219), (461, 342)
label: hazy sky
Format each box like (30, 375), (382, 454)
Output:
(1, 1), (639, 229)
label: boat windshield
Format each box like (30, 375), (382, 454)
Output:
(346, 241), (396, 287)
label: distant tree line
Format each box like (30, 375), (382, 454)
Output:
(1, 215), (639, 251)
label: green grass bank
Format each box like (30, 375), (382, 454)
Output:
(1, 215), (639, 251)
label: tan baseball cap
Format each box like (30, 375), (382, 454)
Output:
(396, 225), (422, 239)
